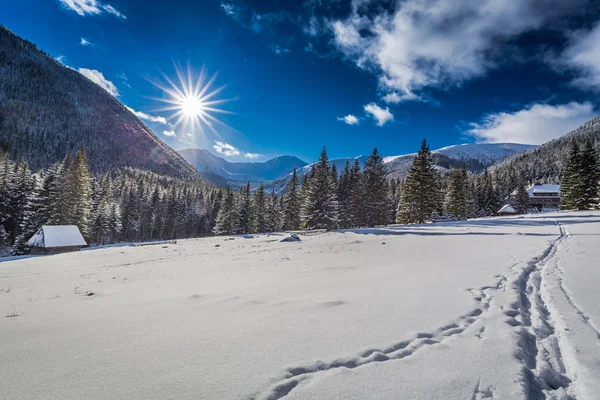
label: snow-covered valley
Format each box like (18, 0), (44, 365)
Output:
(2, 212), (600, 399)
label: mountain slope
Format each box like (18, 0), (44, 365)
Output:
(491, 117), (600, 182)
(264, 143), (536, 193)
(0, 26), (203, 181)
(178, 148), (308, 185)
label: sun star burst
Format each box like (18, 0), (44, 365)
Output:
(149, 63), (234, 137)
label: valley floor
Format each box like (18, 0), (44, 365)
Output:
(1, 212), (600, 399)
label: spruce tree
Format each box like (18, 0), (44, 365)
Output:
(512, 177), (530, 214)
(213, 186), (236, 235)
(396, 139), (440, 224)
(349, 159), (363, 227)
(445, 168), (469, 218)
(302, 147), (339, 230)
(283, 168), (301, 231)
(235, 182), (253, 234)
(266, 191), (283, 232)
(579, 139), (599, 209)
(560, 142), (582, 210)
(361, 148), (389, 226)
(337, 161), (353, 229)
(252, 183), (267, 233)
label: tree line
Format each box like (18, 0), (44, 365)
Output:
(0, 148), (221, 254)
(2, 138), (598, 255)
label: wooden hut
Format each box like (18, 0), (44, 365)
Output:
(497, 204), (517, 216)
(26, 225), (87, 254)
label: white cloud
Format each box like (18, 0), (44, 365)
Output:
(55, 55), (66, 64)
(244, 152), (261, 159)
(337, 114), (360, 125)
(381, 91), (420, 104)
(220, 3), (238, 18)
(78, 68), (119, 97)
(467, 102), (598, 144)
(331, 0), (584, 100)
(364, 103), (394, 126)
(80, 37), (93, 46)
(271, 45), (291, 55)
(213, 141), (241, 157)
(562, 21), (600, 91)
(118, 72), (131, 89)
(59, 0), (125, 19)
(125, 106), (169, 125)
(163, 130), (176, 137)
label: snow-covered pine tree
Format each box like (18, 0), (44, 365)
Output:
(252, 183), (268, 233)
(361, 148), (389, 226)
(349, 159), (363, 227)
(560, 142), (582, 210)
(387, 178), (401, 225)
(445, 168), (469, 218)
(302, 147), (339, 230)
(396, 139), (440, 224)
(511, 176), (530, 214)
(283, 168), (301, 231)
(6, 161), (32, 244)
(336, 161), (353, 229)
(300, 166), (314, 229)
(266, 191), (283, 232)
(235, 182), (253, 234)
(579, 139), (599, 209)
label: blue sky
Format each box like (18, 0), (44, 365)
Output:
(3, 0), (600, 162)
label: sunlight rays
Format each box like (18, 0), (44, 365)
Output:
(148, 63), (235, 140)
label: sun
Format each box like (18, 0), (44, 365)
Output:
(181, 95), (204, 117)
(149, 64), (234, 136)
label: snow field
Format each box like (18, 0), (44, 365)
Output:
(1, 212), (600, 399)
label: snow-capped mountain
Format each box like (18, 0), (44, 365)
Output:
(264, 143), (537, 193)
(178, 148), (308, 186)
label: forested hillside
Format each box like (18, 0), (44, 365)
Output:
(491, 117), (600, 184)
(0, 26), (202, 181)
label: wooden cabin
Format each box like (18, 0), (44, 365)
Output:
(26, 225), (87, 254)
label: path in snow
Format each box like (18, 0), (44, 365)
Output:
(2, 212), (600, 400)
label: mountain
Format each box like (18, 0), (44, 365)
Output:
(265, 142), (537, 193)
(178, 148), (308, 185)
(491, 117), (600, 183)
(0, 26), (203, 181)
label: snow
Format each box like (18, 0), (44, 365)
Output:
(26, 225), (87, 248)
(498, 204), (516, 213)
(434, 143), (538, 163)
(529, 184), (561, 196)
(2, 212), (600, 399)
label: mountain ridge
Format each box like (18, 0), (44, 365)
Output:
(0, 25), (205, 182)
(181, 142), (537, 190)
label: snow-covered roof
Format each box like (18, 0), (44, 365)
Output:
(498, 204), (516, 214)
(26, 225), (87, 248)
(527, 184), (560, 198)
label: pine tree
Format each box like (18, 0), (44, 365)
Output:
(349, 159), (363, 227)
(511, 176), (530, 214)
(396, 139), (440, 224)
(235, 182), (253, 234)
(252, 183), (268, 233)
(337, 161), (353, 229)
(283, 168), (301, 231)
(361, 148), (389, 226)
(560, 142), (583, 210)
(266, 191), (283, 232)
(579, 139), (599, 209)
(445, 168), (469, 218)
(214, 186), (237, 235)
(302, 147), (339, 230)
